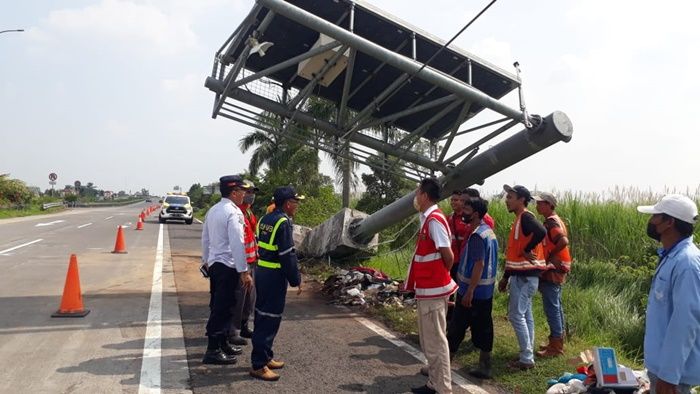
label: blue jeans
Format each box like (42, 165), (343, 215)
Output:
(508, 276), (538, 364)
(539, 280), (564, 338)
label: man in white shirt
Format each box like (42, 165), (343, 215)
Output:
(201, 175), (253, 365)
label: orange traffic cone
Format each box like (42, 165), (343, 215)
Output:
(112, 225), (128, 254)
(136, 217), (144, 230)
(52, 254), (90, 317)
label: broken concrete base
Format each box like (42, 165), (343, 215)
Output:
(298, 208), (378, 259)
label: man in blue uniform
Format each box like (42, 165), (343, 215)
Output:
(249, 186), (304, 381)
(446, 197), (498, 380)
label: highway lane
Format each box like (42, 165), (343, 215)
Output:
(0, 203), (190, 393)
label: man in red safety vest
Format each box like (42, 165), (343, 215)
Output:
(404, 178), (458, 394)
(229, 180), (260, 345)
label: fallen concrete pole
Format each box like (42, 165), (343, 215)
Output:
(299, 112), (572, 257)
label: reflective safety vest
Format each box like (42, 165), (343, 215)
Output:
(241, 205), (257, 264)
(505, 210), (547, 271)
(449, 212), (470, 263)
(456, 222), (499, 299)
(405, 208), (458, 299)
(541, 214), (572, 284)
(256, 215), (288, 269)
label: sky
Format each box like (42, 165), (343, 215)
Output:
(2, 0), (699, 198)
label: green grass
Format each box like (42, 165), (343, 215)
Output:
(0, 205), (64, 219)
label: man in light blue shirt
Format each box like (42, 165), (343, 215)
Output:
(638, 194), (700, 393)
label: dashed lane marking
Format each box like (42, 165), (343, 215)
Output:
(0, 239), (43, 256)
(104, 216), (114, 220)
(77, 223), (93, 229)
(35, 220), (65, 227)
(354, 316), (490, 394)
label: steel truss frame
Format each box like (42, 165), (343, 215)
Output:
(207, 0), (535, 181)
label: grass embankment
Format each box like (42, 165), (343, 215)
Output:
(362, 192), (700, 394)
(0, 205), (64, 219)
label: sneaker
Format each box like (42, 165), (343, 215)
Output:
(507, 359), (535, 370)
(250, 366), (280, 381)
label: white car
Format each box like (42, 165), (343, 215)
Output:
(159, 193), (193, 224)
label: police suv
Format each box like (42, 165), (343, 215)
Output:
(158, 192), (194, 224)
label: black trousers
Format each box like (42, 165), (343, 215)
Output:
(205, 262), (240, 337)
(446, 296), (494, 353)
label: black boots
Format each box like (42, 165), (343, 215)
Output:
(468, 351), (492, 379)
(202, 335), (240, 365)
(202, 335), (237, 365)
(240, 323), (253, 339)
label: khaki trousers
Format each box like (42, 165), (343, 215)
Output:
(417, 296), (453, 394)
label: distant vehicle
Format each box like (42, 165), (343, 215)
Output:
(159, 192), (193, 225)
(145, 198), (152, 202)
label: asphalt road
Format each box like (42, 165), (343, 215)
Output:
(0, 206), (493, 393)
(0, 203), (189, 393)
(170, 223), (484, 394)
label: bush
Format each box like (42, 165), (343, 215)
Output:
(294, 185), (341, 227)
(0, 176), (32, 207)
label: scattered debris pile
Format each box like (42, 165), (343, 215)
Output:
(322, 267), (416, 307)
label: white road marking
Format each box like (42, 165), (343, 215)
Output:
(0, 239), (43, 255)
(104, 216), (114, 220)
(35, 220), (65, 227)
(354, 316), (490, 394)
(194, 218), (203, 224)
(77, 223), (93, 229)
(138, 224), (163, 393)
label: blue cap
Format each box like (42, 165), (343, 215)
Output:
(273, 186), (305, 206)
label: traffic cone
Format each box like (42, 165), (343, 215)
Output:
(52, 254), (90, 317)
(136, 217), (144, 230)
(112, 225), (128, 254)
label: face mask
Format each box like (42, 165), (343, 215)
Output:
(243, 194), (255, 205)
(646, 221), (662, 241)
(413, 196), (420, 212)
(462, 213), (477, 223)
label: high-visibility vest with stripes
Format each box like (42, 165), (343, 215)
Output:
(505, 210), (547, 272)
(238, 204), (257, 264)
(541, 214), (572, 283)
(256, 212), (289, 270)
(449, 212), (470, 263)
(456, 222), (499, 299)
(405, 209), (458, 299)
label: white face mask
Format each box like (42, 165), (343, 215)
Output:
(413, 196), (420, 212)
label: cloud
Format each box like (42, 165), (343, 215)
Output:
(35, 0), (197, 55)
(468, 37), (514, 72)
(161, 73), (204, 104)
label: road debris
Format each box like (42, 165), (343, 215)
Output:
(322, 267), (415, 307)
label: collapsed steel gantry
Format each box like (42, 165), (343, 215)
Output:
(206, 0), (572, 256)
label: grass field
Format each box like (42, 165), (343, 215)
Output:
(362, 190), (700, 393)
